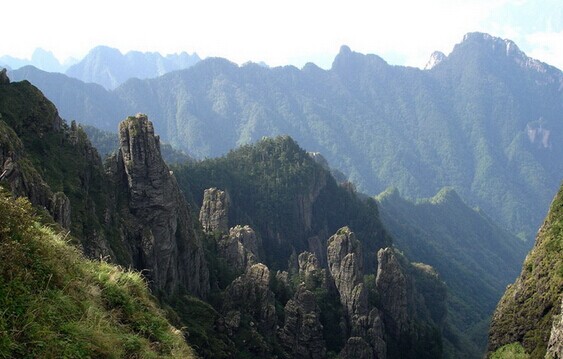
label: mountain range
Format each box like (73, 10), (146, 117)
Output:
(1, 46), (200, 89)
(1, 31), (562, 358)
(7, 32), (563, 243)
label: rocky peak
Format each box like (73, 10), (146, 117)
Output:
(325, 227), (387, 358)
(0, 68), (9, 84)
(199, 187), (230, 234)
(298, 251), (327, 290)
(376, 247), (408, 337)
(278, 283), (326, 358)
(113, 114), (209, 297)
(457, 32), (562, 78)
(327, 227), (367, 318)
(424, 51), (446, 70)
(223, 263), (277, 337)
(217, 225), (260, 272)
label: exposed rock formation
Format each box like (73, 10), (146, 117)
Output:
(340, 337), (373, 359)
(327, 227), (368, 320)
(424, 51), (446, 70)
(51, 191), (71, 229)
(217, 225), (260, 272)
(111, 114), (209, 297)
(376, 247), (408, 337)
(199, 187), (230, 234)
(327, 227), (387, 359)
(278, 284), (326, 359)
(547, 299), (563, 359)
(298, 251), (327, 290)
(223, 263), (277, 337)
(0, 68), (9, 84)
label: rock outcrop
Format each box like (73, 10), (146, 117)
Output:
(111, 114), (209, 297)
(223, 263), (277, 337)
(547, 299), (563, 359)
(340, 337), (373, 359)
(51, 191), (71, 229)
(424, 51), (446, 70)
(217, 225), (260, 272)
(327, 227), (367, 319)
(376, 247), (408, 337)
(298, 251), (327, 289)
(278, 284), (326, 359)
(327, 227), (387, 358)
(0, 68), (9, 84)
(199, 187), (230, 234)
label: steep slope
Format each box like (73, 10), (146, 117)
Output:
(488, 183), (563, 358)
(376, 187), (528, 357)
(0, 75), (208, 298)
(0, 188), (196, 358)
(0, 74), (118, 257)
(66, 46), (200, 89)
(107, 114), (208, 297)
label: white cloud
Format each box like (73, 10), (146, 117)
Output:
(0, 0), (561, 70)
(525, 31), (563, 70)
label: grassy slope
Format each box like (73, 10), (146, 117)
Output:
(0, 189), (195, 358)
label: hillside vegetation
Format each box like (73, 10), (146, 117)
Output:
(0, 188), (195, 358)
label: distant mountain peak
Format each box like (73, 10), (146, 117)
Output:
(455, 32), (562, 77)
(331, 44), (388, 73)
(430, 187), (463, 205)
(424, 51), (446, 70)
(339, 45), (352, 56)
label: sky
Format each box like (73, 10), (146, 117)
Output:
(1, 0), (562, 70)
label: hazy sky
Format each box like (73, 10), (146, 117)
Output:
(2, 0), (562, 69)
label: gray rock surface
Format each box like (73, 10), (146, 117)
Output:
(298, 251), (327, 289)
(223, 263), (277, 337)
(218, 225), (260, 272)
(547, 299), (563, 359)
(51, 191), (71, 229)
(278, 284), (326, 359)
(340, 337), (373, 359)
(0, 68), (9, 84)
(112, 114), (209, 297)
(327, 227), (368, 319)
(199, 187), (230, 234)
(376, 247), (408, 337)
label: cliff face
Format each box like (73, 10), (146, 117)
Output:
(488, 184), (563, 358)
(109, 114), (209, 297)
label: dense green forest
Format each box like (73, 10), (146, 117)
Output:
(174, 135), (391, 271)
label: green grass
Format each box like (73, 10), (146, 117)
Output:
(490, 342), (529, 359)
(0, 189), (195, 358)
